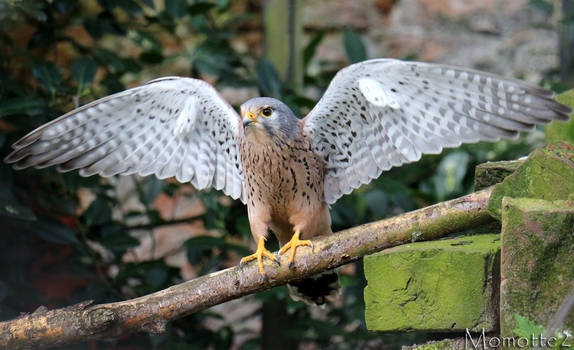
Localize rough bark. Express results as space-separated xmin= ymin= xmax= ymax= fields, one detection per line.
xmin=0 ymin=187 xmax=494 ymax=349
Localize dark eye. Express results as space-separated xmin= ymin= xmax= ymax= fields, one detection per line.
xmin=261 ymin=107 xmax=273 ymax=117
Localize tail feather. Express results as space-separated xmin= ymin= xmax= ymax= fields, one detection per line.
xmin=287 ymin=270 xmax=340 ymax=306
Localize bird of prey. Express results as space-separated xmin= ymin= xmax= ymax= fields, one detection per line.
xmin=5 ymin=59 xmax=571 ymax=305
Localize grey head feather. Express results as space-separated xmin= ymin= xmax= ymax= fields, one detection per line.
xmin=241 ymin=97 xmax=300 ymax=139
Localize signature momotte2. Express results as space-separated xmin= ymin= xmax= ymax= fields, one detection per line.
xmin=465 ymin=329 xmax=572 ymax=348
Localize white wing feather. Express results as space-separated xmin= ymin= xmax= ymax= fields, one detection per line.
xmin=303 ymin=59 xmax=571 ymax=204
xmin=5 ymin=77 xmax=247 ymax=203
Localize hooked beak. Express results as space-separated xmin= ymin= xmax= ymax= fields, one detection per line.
xmin=242 ymin=112 xmax=258 ymax=128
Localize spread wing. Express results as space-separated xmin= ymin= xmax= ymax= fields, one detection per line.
xmin=5 ymin=77 xmax=246 ymax=203
xmin=302 ymin=59 xmax=571 ymax=204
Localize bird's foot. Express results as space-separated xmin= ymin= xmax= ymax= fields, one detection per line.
xmin=279 ymin=229 xmax=313 ymax=268
xmin=240 ymin=236 xmax=278 ymax=279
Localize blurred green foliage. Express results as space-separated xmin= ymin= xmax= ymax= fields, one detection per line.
xmin=513 ymin=313 xmax=572 ymax=348
xmin=0 ymin=0 xmax=559 ymax=349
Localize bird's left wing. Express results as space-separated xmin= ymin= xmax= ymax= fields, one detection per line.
xmin=5 ymin=77 xmax=247 ymax=203
xmin=302 ymin=59 xmax=571 ymax=204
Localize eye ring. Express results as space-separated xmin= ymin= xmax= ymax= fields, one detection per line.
xmin=261 ymin=107 xmax=273 ymax=117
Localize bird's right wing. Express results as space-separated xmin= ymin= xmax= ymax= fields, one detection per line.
xmin=5 ymin=77 xmax=247 ymax=203
xmin=302 ymin=59 xmax=571 ymax=204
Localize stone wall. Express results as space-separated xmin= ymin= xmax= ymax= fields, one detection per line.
xmin=303 ymin=0 xmax=560 ymax=83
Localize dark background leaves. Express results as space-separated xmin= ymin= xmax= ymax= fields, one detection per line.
xmin=0 ymin=0 xmax=565 ymax=349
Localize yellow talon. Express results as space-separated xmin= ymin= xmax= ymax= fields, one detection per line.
xmin=240 ymin=237 xmax=278 ymax=278
xmin=279 ymin=229 xmax=313 ymax=267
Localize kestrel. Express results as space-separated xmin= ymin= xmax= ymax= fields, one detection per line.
xmin=5 ymin=59 xmax=571 ymax=305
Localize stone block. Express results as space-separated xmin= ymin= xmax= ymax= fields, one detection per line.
xmin=487 ymin=142 xmax=574 ymax=221
xmin=546 ymin=89 xmax=574 ymax=145
xmin=364 ymin=234 xmax=500 ymax=332
xmin=402 ymin=337 xmax=500 ymax=350
xmin=402 ymin=339 xmax=458 ymax=349
xmin=474 ymin=160 xmax=523 ymax=191
xmin=500 ymin=197 xmax=574 ymax=337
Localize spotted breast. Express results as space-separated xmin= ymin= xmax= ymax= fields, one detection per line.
xmin=239 ymin=125 xmax=331 ymax=245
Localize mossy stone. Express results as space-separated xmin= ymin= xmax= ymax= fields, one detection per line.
xmin=402 ymin=338 xmax=487 ymax=349
xmin=364 ymin=234 xmax=500 ymax=333
xmin=487 ymin=142 xmax=574 ymax=221
xmin=402 ymin=339 xmax=455 ymax=349
xmin=474 ymin=160 xmax=523 ymax=191
xmin=500 ymin=197 xmax=574 ymax=337
xmin=546 ymin=89 xmax=574 ymax=145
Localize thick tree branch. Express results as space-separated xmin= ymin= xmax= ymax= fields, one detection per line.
xmin=0 ymin=187 xmax=494 ymax=349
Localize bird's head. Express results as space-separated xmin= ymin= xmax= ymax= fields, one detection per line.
xmin=240 ymin=97 xmax=299 ymax=142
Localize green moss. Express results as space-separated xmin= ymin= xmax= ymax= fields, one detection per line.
xmin=364 ymin=234 xmax=500 ymax=332
xmin=500 ymin=198 xmax=574 ymax=337
xmin=488 ymin=143 xmax=574 ymax=220
xmin=382 ymin=234 xmax=500 ymax=254
xmin=546 ymin=90 xmax=574 ymax=145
